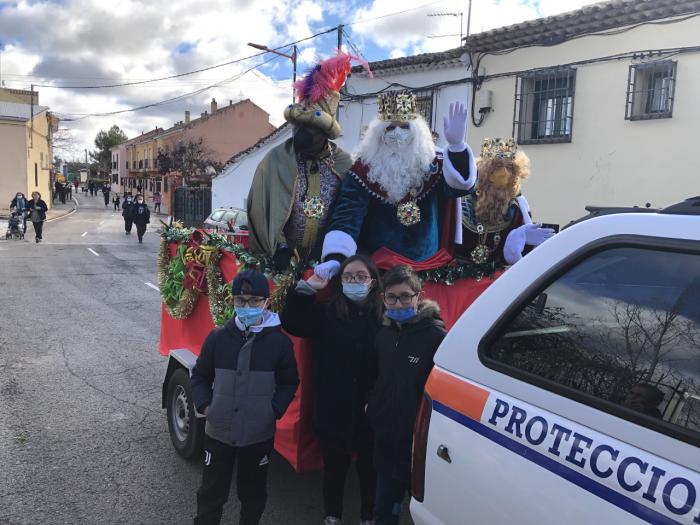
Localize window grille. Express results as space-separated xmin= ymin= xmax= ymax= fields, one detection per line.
xmin=514 ymin=68 xmax=576 ymax=145
xmin=412 ymin=89 xmax=434 ymax=129
xmin=625 ymin=61 xmax=676 ymax=121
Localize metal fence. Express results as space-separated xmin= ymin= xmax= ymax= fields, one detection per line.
xmin=174 ymin=187 xmax=211 ymax=228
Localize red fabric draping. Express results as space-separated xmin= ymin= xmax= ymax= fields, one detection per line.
xmin=158 ymin=241 xmax=502 ymax=471
xmin=372 ymin=247 xmax=454 ymax=271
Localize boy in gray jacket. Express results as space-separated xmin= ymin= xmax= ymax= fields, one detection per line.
xmin=192 ymin=269 xmax=299 ymax=525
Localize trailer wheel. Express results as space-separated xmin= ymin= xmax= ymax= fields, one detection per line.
xmin=166 ymin=368 xmax=204 ymax=460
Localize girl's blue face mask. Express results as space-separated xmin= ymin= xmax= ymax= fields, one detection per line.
xmin=342 ymin=282 xmax=371 ymax=302
xmin=385 ymin=306 xmax=418 ymax=323
xmin=235 ymin=306 xmax=265 ymax=327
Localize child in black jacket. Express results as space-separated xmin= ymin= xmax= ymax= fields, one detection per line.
xmin=367 ymin=265 xmax=447 ymax=525
xmin=281 ymin=254 xmax=383 ymax=525
xmin=191 ymin=269 xmax=299 ymax=525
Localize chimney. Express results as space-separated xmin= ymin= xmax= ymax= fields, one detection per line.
xmin=185 ymin=110 xmax=190 ymax=124
xmin=211 ymin=98 xmax=218 ymax=113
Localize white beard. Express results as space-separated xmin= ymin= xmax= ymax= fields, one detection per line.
xmin=355 ymin=118 xmax=436 ymax=204
xmin=366 ymin=148 xmax=432 ymax=204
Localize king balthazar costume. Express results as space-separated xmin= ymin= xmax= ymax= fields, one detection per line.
xmin=315 ymin=91 xmax=477 ymax=275
xmin=247 ymin=53 xmax=370 ymax=269
xmin=458 ymin=138 xmax=554 ymax=265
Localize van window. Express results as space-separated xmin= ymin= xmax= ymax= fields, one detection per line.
xmin=210 ymin=210 xmax=226 ymax=222
xmin=484 ymin=246 xmax=700 ymax=438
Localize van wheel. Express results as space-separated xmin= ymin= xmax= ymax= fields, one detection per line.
xmin=166 ymin=368 xmax=204 ymax=460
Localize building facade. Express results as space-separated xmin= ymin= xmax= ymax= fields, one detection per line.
xmin=461 ymin=0 xmax=700 ymax=227
xmin=112 ymin=98 xmax=275 ymax=215
xmin=0 ymin=88 xmax=57 ymax=214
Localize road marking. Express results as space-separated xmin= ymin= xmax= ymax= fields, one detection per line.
xmin=81 ymin=231 xmax=88 ymax=237
xmin=87 ymin=248 xmax=100 ymax=257
xmin=144 ymin=282 xmax=160 ymax=291
xmin=99 ymin=220 xmax=105 ymax=225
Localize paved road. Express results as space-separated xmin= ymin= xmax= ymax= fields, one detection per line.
xmin=0 ymin=195 xmax=412 ymax=525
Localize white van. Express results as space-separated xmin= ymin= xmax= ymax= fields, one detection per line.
xmin=411 ymin=198 xmax=700 ymax=525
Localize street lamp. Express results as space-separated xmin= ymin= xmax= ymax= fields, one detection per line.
xmin=247 ymin=42 xmax=298 ymax=103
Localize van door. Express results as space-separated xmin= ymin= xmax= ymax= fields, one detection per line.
xmin=418 ymin=241 xmax=700 ymax=525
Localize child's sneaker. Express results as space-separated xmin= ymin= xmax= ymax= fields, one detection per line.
xmin=324 ymin=517 xmax=342 ymax=525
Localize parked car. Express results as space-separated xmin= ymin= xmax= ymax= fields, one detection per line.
xmin=411 ymin=197 xmax=700 ymax=525
xmin=204 ymin=207 xmax=248 ymax=234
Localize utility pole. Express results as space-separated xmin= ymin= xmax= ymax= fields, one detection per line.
xmin=467 ymin=0 xmax=472 ymax=38
xmin=337 ymin=24 xmax=344 ymax=50
xmin=30 ymin=84 xmax=34 ymax=148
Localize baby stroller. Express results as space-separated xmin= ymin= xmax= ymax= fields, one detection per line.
xmin=5 ymin=210 xmax=25 ymax=240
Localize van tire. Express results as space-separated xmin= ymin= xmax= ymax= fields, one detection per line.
xmin=166 ymin=368 xmax=204 ymax=460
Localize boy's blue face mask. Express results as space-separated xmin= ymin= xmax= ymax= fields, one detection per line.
xmin=385 ymin=306 xmax=417 ymax=323
xmin=235 ymin=306 xmax=265 ymax=327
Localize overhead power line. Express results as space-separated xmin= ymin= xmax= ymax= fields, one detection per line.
xmin=348 ymin=0 xmax=446 ymax=26
xmin=33 ymin=28 xmax=336 ymax=90
xmin=58 ymin=55 xmax=282 ymax=121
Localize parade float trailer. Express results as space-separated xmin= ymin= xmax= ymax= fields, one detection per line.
xmin=157 ymin=225 xmax=502 ymax=471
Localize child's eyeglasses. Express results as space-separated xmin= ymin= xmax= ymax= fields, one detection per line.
xmin=233 ymin=297 xmax=267 ymax=308
xmin=383 ymin=292 xmax=418 ymax=305
xmin=341 ymin=272 xmax=371 ymax=284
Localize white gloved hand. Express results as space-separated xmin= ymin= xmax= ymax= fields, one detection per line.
xmin=314 ymin=260 xmax=341 ymax=280
xmin=443 ymin=102 xmax=468 ymax=151
xmin=524 ymin=224 xmax=555 ymax=246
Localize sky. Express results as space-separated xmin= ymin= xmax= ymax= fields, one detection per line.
xmin=0 ymin=0 xmax=601 ymax=159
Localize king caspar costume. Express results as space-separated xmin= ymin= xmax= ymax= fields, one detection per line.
xmin=458 ymin=138 xmax=554 ymax=265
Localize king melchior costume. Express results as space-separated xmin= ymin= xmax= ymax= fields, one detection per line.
xmin=320 ymin=91 xmax=477 ymax=270
xmin=458 ymin=138 xmax=553 ymax=265
xmin=247 ymin=53 xmax=370 ymax=263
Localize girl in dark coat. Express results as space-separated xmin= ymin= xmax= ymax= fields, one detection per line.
xmin=130 ymin=194 xmax=150 ymax=243
xmin=26 ymin=192 xmax=48 ymax=243
xmin=121 ymin=195 xmax=134 ymax=235
xmin=281 ymin=254 xmax=383 ymax=525
xmin=367 ymin=265 xmax=447 ymax=525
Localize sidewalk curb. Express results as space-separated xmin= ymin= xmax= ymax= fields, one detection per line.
xmin=46 ymin=196 xmax=79 ymax=223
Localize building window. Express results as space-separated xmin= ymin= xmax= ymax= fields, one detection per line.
xmin=625 ymin=60 xmax=676 ymax=121
xmin=35 ymin=163 xmax=38 ymax=186
xmin=164 ymin=175 xmax=169 ymax=193
xmin=482 ymin=244 xmax=700 ymax=443
xmin=514 ymin=68 xmax=575 ymax=144
xmin=413 ymin=89 xmax=434 ymax=129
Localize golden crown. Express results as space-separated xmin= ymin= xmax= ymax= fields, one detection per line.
xmin=481 ymin=138 xmax=518 ymax=160
xmin=377 ymin=90 xmax=417 ymax=122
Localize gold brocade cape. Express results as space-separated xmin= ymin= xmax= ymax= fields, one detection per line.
xmin=246 ymin=138 xmax=352 ymax=257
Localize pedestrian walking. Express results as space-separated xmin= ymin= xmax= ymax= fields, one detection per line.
xmin=67 ymin=183 xmax=73 ymax=201
xmin=367 ymin=265 xmax=447 ymax=525
xmin=153 ymin=191 xmax=162 ymax=213
xmin=102 ymin=184 xmax=110 ymax=207
xmin=191 ymin=269 xmax=299 ymax=525
xmin=113 ymin=194 xmax=121 ymax=212
xmin=53 ymin=180 xmax=61 ymax=203
xmin=122 ymin=194 xmax=134 ymax=235
xmin=130 ymin=194 xmax=150 ymax=243
xmin=136 ymin=183 xmax=143 ymax=195
xmin=27 ymin=191 xmax=48 ymax=243
xmin=281 ymin=254 xmax=382 ymax=525
xmin=10 ymin=192 xmax=28 ymax=233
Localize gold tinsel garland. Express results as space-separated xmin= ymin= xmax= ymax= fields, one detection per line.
xmin=157 ymin=238 xmax=199 ymax=320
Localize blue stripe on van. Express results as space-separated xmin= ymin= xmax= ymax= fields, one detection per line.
xmin=432 ymin=400 xmax=682 ymax=525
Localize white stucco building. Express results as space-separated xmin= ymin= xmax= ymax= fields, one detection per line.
xmin=214 ymin=0 xmax=700 ymax=227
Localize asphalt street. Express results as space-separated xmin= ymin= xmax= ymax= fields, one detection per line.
xmin=0 ymin=195 xmax=412 ymax=525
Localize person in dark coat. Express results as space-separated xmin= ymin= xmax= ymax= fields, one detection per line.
xmin=102 ymin=184 xmax=110 ymax=207
xmin=121 ymin=194 xmax=134 ymax=235
xmin=112 ymin=194 xmax=121 ymax=212
xmin=367 ymin=265 xmax=447 ymax=525
xmin=191 ymin=269 xmax=299 ymax=525
xmin=10 ymin=192 xmax=28 ymax=233
xmin=281 ymin=254 xmax=383 ymax=525
xmin=27 ymin=191 xmax=48 ymax=243
xmin=130 ymin=194 xmax=150 ymax=243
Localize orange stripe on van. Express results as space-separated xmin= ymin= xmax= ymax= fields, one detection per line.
xmin=425 ymin=368 xmax=490 ymax=422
